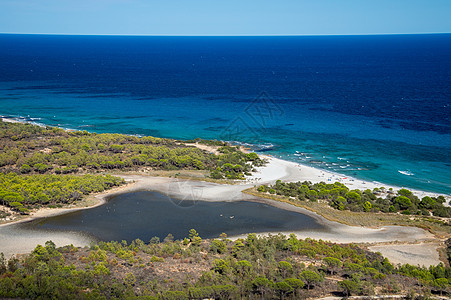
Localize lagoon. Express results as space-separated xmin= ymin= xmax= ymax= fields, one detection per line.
xmin=17 ymin=191 xmax=327 ymax=242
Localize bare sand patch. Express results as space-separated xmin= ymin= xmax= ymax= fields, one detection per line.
xmin=369 ymin=242 xmax=442 ymax=267
xmin=185 ymin=143 xmax=221 ymax=155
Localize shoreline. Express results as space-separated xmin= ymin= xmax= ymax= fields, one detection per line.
xmin=245 ymin=154 xmax=450 ymax=201
xmin=1 ymin=172 xmax=443 ymax=266
xmin=2 ymin=116 xmax=449 ymax=198
xmin=3 ymin=173 xmax=439 ymax=244
xmin=0 ymin=180 xmax=137 ymax=228
xmin=0 ymin=117 xmax=448 ymax=266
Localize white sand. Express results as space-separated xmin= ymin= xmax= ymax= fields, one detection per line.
xmin=247 ymin=155 xmax=450 ymax=201
xmin=1 ymin=117 xmax=20 ymax=124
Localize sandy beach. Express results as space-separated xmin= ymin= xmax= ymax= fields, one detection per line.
xmin=247 ymin=155 xmax=450 ymax=200
xmin=0 ymin=147 xmax=448 ymax=266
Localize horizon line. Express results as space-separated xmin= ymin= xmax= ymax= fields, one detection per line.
xmin=1 ymin=32 xmax=450 ymax=37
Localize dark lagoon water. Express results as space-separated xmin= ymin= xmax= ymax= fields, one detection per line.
xmin=19 ymin=191 xmax=327 ymax=242
xmin=1 ymin=34 xmax=450 ymax=193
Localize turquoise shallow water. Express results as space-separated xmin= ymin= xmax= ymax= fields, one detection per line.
xmin=0 ymin=34 xmax=450 ymax=194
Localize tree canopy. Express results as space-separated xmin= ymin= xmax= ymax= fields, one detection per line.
xmin=0 ymin=172 xmax=124 ymax=213
xmin=0 ymin=233 xmax=449 ymax=299
xmin=0 ymin=120 xmax=264 ymax=180
xmin=257 ymin=180 xmax=450 ymax=218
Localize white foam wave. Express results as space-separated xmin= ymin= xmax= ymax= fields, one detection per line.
xmin=398 ymin=170 xmax=414 ymax=176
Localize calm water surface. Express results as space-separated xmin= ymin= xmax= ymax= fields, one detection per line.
xmin=1 ymin=34 xmax=450 ymax=194
xmin=19 ymin=191 xmax=327 ymax=242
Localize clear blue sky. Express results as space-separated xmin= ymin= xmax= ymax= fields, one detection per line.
xmin=1 ymin=0 xmax=450 ymax=35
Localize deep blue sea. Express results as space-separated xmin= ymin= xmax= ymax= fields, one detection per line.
xmin=0 ymin=34 xmax=450 ymax=194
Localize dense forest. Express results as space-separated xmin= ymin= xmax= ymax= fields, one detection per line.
xmin=0 ymin=233 xmax=449 ymax=299
xmin=0 ymin=173 xmax=125 ymax=214
xmin=0 ymin=120 xmax=264 ymax=180
xmin=257 ymin=180 xmax=451 ymax=218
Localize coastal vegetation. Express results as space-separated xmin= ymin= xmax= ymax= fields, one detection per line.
xmin=0 ymin=173 xmax=124 ymax=214
xmin=0 ymin=233 xmax=449 ymax=299
xmin=1 ymin=120 xmax=449 ymax=299
xmin=0 ymin=120 xmax=264 ymax=180
xmin=256 ymin=180 xmax=451 ymax=218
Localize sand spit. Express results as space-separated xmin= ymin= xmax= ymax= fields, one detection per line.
xmin=247 ymin=155 xmax=450 ymax=200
